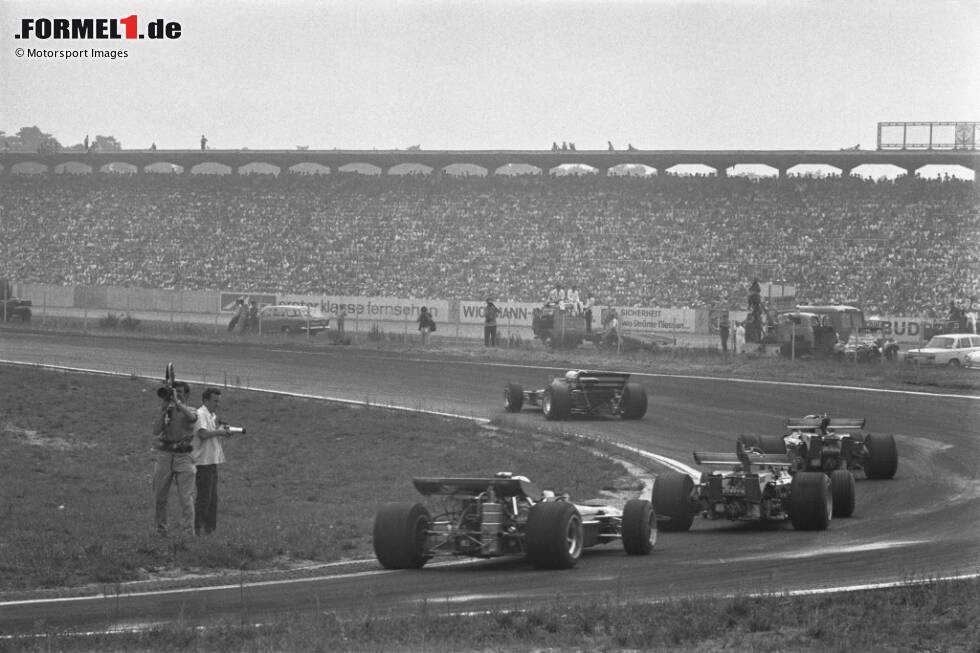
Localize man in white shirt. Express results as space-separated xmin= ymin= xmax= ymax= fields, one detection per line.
xmin=566 ymin=286 xmax=582 ymax=314
xmin=193 ymin=388 xmax=231 ymax=535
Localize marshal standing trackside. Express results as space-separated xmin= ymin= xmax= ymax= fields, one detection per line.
xmin=16 ymin=16 xmax=181 ymax=40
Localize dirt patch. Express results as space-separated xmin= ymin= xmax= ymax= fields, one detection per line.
xmin=1 ymin=422 xmax=93 ymax=451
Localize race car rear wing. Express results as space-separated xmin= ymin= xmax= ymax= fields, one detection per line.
xmin=693 ymin=451 xmax=793 ymax=468
xmin=413 ymin=476 xmax=543 ymax=500
xmin=570 ymin=370 xmax=631 ymax=387
xmin=786 ymin=417 xmax=866 ymax=430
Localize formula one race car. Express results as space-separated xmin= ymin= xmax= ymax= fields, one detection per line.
xmin=503 ymin=370 xmax=647 ymax=420
xmin=739 ymin=415 xmax=898 ymax=480
xmin=373 ymin=472 xmax=656 ymax=570
xmin=653 ymin=439 xmax=837 ymax=532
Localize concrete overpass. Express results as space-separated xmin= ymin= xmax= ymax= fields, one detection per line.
xmin=1 ymin=148 xmax=977 ymax=178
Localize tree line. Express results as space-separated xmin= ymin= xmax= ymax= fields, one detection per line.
xmin=1 ymin=126 xmax=121 ymax=154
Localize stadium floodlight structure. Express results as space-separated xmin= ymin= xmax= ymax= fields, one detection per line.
xmin=877 ymin=121 xmax=978 ymax=151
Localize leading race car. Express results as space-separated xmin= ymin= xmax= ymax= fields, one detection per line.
xmin=740 ymin=415 xmax=898 ymax=481
xmin=503 ymin=370 xmax=647 ymax=420
xmin=653 ymin=439 xmax=836 ymax=532
xmin=373 ymin=472 xmax=657 ymax=570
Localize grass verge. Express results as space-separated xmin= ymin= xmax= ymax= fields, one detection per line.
xmin=0 ymin=364 xmax=630 ymax=593
xmin=6 ymin=578 xmax=980 ymax=652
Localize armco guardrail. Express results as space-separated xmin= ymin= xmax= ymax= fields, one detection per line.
xmin=12 ymin=282 xmax=952 ymax=344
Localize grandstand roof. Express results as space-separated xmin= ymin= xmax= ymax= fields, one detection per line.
xmin=2 ymin=148 xmax=977 ymax=176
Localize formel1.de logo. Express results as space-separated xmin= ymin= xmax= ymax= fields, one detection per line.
xmin=16 ymin=16 xmax=181 ymax=40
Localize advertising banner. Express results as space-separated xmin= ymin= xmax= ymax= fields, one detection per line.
xmin=612 ymin=305 xmax=696 ymax=333
xmin=219 ymin=292 xmax=277 ymax=313
xmin=277 ymin=293 xmax=450 ymax=323
xmin=867 ymin=315 xmax=968 ymax=343
xmin=459 ymin=300 xmax=697 ymax=334
xmin=458 ymin=300 xmax=540 ymax=325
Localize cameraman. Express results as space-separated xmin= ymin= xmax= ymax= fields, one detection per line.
xmin=151 ymin=380 xmax=198 ymax=538
xmin=192 ymin=388 xmax=231 ymax=535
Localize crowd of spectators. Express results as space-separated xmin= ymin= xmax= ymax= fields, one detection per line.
xmin=1 ymin=171 xmax=977 ymax=316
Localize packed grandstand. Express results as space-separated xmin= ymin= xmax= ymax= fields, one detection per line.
xmin=0 ymin=171 xmax=977 ymax=316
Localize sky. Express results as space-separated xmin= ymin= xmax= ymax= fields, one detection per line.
xmin=1 ymin=0 xmax=978 ymax=154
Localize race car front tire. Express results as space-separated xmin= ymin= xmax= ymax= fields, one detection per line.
xmin=620 ymin=382 xmax=648 ymax=420
xmin=651 ymin=472 xmax=695 ymax=532
xmin=373 ymin=502 xmax=432 ymax=569
xmin=789 ymin=472 xmax=831 ymax=531
xmin=829 ymin=469 xmax=856 ymax=518
xmin=525 ymin=501 xmax=583 ymax=569
xmin=621 ymin=498 xmax=656 ymax=555
xmin=863 ymin=433 xmax=898 ymax=480
xmin=504 ymin=383 xmax=524 ymax=412
xmin=542 ymin=381 xmax=571 ymax=420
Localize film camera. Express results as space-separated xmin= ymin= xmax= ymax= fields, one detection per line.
xmin=156 ymin=385 xmax=179 ymax=401
xmin=157 ymin=362 xmax=182 ymax=401
xmin=218 ymin=420 xmax=246 ymax=435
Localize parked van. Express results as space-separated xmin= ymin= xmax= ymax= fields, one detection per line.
xmin=775 ymin=305 xmax=865 ymax=357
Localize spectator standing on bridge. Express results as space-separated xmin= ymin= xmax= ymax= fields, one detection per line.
xmin=200 ymin=134 xmax=208 ymax=151
xmin=484 ymin=299 xmax=500 ymax=346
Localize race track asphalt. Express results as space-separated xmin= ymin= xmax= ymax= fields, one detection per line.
xmin=1 ymin=331 xmax=978 ymax=633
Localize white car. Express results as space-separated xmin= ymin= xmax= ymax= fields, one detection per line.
xmin=905 ymin=333 xmax=980 ymax=367
xmin=257 ymin=304 xmax=331 ymax=335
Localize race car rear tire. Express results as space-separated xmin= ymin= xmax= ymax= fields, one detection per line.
xmin=621 ymin=499 xmax=656 ymax=555
xmin=829 ymin=469 xmax=856 ymax=518
xmin=525 ymin=501 xmax=583 ymax=569
xmin=504 ymin=383 xmax=524 ymax=412
xmin=789 ymin=472 xmax=831 ymax=531
xmin=863 ymin=433 xmax=898 ymax=480
xmin=739 ymin=434 xmax=787 ymax=454
xmin=620 ymin=383 xmax=648 ymax=420
xmin=542 ymin=381 xmax=571 ymax=421
xmin=373 ymin=502 xmax=432 ymax=569
xmin=651 ymin=472 xmax=695 ymax=532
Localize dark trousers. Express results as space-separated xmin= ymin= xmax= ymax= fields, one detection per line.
xmin=195 ymin=464 xmax=219 ymax=534
xmin=484 ymin=325 xmax=497 ymax=346
xmin=720 ymin=327 xmax=730 ymax=352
